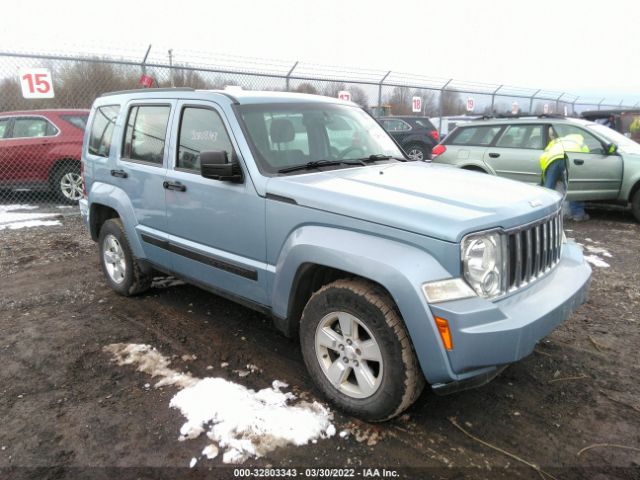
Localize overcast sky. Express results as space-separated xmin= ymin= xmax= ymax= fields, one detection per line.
xmin=1 ymin=0 xmax=638 ymax=103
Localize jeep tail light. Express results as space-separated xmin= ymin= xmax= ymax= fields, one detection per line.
xmin=431 ymin=144 xmax=446 ymax=158
xmin=429 ymin=130 xmax=440 ymax=142
xmin=80 ymin=160 xmax=87 ymax=198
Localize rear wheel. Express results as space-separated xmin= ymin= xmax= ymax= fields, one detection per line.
xmin=631 ymin=189 xmax=640 ymax=222
xmin=405 ymin=144 xmax=428 ymax=161
xmin=52 ymin=161 xmax=83 ymax=204
xmin=299 ymin=278 xmax=424 ymax=422
xmin=98 ymin=218 xmax=151 ymax=296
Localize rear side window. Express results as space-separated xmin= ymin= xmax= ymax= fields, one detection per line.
xmin=61 ymin=114 xmax=89 ymax=131
xmin=12 ymin=117 xmax=57 ymax=138
xmin=449 ymin=126 xmax=502 ymax=146
xmin=382 ymin=119 xmax=411 ymax=132
xmin=88 ymin=106 xmax=120 ymax=157
xmin=177 ymin=107 xmax=234 ymax=171
xmin=414 ymin=119 xmax=435 ymax=129
xmin=123 ymin=105 xmax=171 ymax=164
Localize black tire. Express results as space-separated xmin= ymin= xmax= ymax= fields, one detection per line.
xmin=405 ymin=143 xmax=429 ymax=161
xmin=51 ymin=161 xmax=83 ymax=204
xmin=98 ymin=218 xmax=151 ymax=296
xmin=300 ymin=278 xmax=425 ymax=422
xmin=632 ymin=189 xmax=640 ymax=223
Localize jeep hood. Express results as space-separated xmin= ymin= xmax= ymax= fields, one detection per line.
xmin=266 ymin=162 xmax=561 ymax=243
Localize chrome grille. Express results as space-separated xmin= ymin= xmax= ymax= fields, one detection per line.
xmin=505 ymin=211 xmax=563 ymax=291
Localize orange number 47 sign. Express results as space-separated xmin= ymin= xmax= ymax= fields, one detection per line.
xmin=19 ymin=68 xmax=55 ymax=99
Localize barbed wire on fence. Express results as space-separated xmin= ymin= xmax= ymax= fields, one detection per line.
xmin=0 ymin=44 xmax=637 ymax=207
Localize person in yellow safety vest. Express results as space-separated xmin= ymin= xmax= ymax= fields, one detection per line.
xmin=539 ymin=129 xmax=590 ymax=221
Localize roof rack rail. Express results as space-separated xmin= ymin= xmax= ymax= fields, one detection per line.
xmin=99 ymin=87 xmax=195 ymax=97
xmin=472 ymin=113 xmax=568 ymax=121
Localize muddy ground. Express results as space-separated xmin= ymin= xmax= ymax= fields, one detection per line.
xmin=0 ymin=206 xmax=638 ymax=480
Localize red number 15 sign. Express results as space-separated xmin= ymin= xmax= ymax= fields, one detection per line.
xmin=19 ymin=68 xmax=55 ymax=99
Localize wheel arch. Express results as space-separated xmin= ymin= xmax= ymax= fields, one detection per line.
xmin=461 ymin=164 xmax=488 ymax=173
xmin=48 ymin=157 xmax=80 ymax=182
xmin=270 ymin=225 xmax=457 ymax=384
xmin=89 ymin=202 xmax=120 ymax=241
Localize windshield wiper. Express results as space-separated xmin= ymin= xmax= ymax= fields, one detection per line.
xmin=355 ymin=154 xmax=407 ymax=163
xmin=277 ymin=159 xmax=366 ymax=174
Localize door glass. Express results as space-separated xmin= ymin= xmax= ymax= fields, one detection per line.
xmin=177 ymin=107 xmax=234 ymax=171
xmin=496 ymin=125 xmax=544 ymax=149
xmin=12 ymin=118 xmax=57 ymax=138
xmin=123 ymin=105 xmax=171 ymax=164
xmin=0 ymin=118 xmax=9 ymax=138
xmin=554 ymin=124 xmax=605 ymax=154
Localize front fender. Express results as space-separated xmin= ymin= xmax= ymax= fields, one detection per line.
xmin=88 ymin=182 xmax=144 ymax=258
xmin=271 ymin=225 xmax=458 ymax=384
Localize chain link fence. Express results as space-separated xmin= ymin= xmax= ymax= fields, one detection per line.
xmin=0 ymin=45 xmax=637 ymax=208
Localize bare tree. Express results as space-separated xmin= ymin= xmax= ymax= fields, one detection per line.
xmin=349 ymin=86 xmax=369 ymax=108
xmin=322 ymin=82 xmax=347 ymax=98
xmin=295 ymin=82 xmax=319 ymax=95
xmin=161 ymin=66 xmax=209 ymax=89
xmin=441 ymin=90 xmax=466 ymax=115
xmin=386 ymin=86 xmax=412 ymax=115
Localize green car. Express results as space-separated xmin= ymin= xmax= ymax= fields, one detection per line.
xmin=431 ymin=116 xmax=640 ymax=221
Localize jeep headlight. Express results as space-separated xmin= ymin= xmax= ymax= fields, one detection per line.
xmin=462 ymin=231 xmax=505 ymax=298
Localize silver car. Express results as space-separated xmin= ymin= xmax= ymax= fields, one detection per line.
xmin=432 ymin=117 xmax=640 ymax=221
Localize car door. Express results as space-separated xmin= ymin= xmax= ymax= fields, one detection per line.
xmin=1 ymin=116 xmax=58 ymax=185
xmin=484 ymin=124 xmax=545 ymax=184
xmin=163 ymin=100 xmax=268 ymax=305
xmin=554 ymin=124 xmax=623 ymax=200
xmin=115 ymin=101 xmax=175 ymax=269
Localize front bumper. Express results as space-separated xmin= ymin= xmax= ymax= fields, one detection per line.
xmin=429 ymin=241 xmax=591 ymax=391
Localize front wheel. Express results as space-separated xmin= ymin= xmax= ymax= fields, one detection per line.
xmin=300 ymin=278 xmax=424 ymax=422
xmin=98 ymin=218 xmax=151 ymax=296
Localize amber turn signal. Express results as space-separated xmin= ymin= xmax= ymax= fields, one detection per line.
xmin=434 ymin=316 xmax=453 ymax=350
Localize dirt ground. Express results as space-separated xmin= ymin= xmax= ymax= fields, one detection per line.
xmin=1 ymin=205 xmax=639 ymax=480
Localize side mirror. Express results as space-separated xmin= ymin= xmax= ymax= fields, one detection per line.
xmin=606 ymin=142 xmax=618 ymax=155
xmin=200 ymin=150 xmax=243 ymax=183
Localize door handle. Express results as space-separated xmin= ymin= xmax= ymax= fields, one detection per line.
xmin=163 ymin=180 xmax=186 ymax=192
xmin=573 ymin=159 xmax=584 ymax=165
xmin=488 ymin=152 xmax=500 ymax=158
xmin=110 ymin=169 xmax=128 ymax=178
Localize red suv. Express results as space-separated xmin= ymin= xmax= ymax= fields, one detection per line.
xmin=0 ymin=109 xmax=89 ymax=203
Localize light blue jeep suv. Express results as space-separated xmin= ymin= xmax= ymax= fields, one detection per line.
xmin=80 ymin=89 xmax=591 ymax=421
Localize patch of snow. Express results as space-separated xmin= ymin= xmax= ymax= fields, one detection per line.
xmin=0 ymin=204 xmax=39 ymax=212
xmin=220 ymin=362 xmax=229 ymax=368
xmin=584 ymin=245 xmax=612 ymax=257
xmin=189 ymin=457 xmax=197 ymax=468
xmin=339 ymin=430 xmax=349 ymax=438
xmin=584 ymin=255 xmax=610 ymax=268
xmin=202 ymin=444 xmax=219 ymax=459
xmin=0 ymin=204 xmax=60 ymax=231
xmin=104 ymin=343 xmax=334 ymax=464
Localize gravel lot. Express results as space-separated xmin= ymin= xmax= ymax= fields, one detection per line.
xmin=1 ymin=205 xmax=638 ymax=480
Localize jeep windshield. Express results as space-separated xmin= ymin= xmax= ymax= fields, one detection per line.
xmin=237 ymin=102 xmax=406 ymax=175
